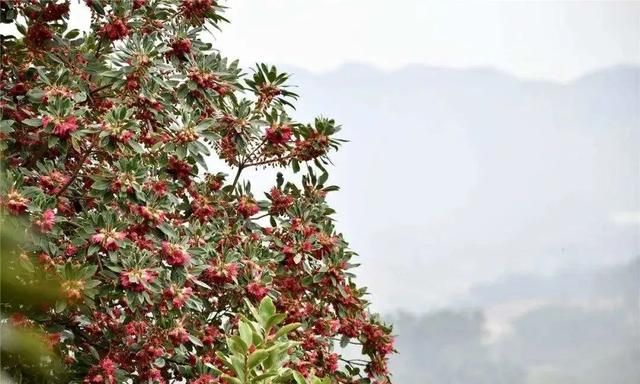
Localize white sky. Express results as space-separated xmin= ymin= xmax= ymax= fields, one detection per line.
xmin=3 ymin=1 xmax=637 ymax=81
xmin=216 ymin=0 xmax=640 ymax=81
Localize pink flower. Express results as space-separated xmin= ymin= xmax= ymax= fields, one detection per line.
xmin=236 ymin=196 xmax=259 ymax=218
xmin=191 ymin=374 xmax=218 ymax=384
xmin=35 ymin=209 xmax=55 ymax=232
xmin=52 ymin=116 xmax=78 ymax=137
xmin=4 ymin=190 xmax=29 ymax=215
xmin=201 ymin=261 xmax=238 ymax=285
xmin=168 ymin=326 xmax=190 ymax=345
xmin=265 ymin=124 xmax=292 ymax=145
xmin=120 ymin=269 xmax=157 ymax=292
xmin=247 ymin=282 xmax=269 ymax=300
xmin=91 ymin=229 xmax=125 ymax=251
xmin=161 ymin=242 xmax=191 ymax=267
xmin=164 ymin=286 xmax=193 ymax=308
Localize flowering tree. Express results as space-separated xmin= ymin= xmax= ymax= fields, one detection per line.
xmin=0 ymin=1 xmax=394 ymax=383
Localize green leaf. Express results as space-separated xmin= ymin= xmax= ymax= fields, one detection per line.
xmin=259 ymin=296 xmax=276 ymax=321
xmin=238 ymin=321 xmax=253 ymax=346
xmin=247 ymin=349 xmax=269 ymax=369
xmin=65 ymin=29 xmax=81 ymax=39
xmin=22 ymin=118 xmax=42 ymax=127
xmin=228 ymin=335 xmax=247 ymax=355
xmin=274 ymin=323 xmax=301 ymax=340
xmin=73 ymin=92 xmax=87 ymax=103
xmin=222 ymin=376 xmax=242 ymax=384
xmin=265 ymin=313 xmax=287 ymax=331
xmin=292 ymin=371 xmax=307 ymax=384
xmin=318 ymin=171 xmax=328 ymax=186
xmin=188 ymin=334 xmax=203 ymax=347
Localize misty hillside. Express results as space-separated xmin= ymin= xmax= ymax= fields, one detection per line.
xmin=385 ymin=258 xmax=639 ymax=383
xmin=456 ymin=256 xmax=640 ymax=307
xmin=273 ymin=64 xmax=640 ymax=312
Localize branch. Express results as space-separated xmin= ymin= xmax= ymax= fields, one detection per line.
xmin=55 ymin=139 xmax=96 ymax=198
xmin=244 ymin=154 xmax=294 ymax=168
xmin=339 ymin=357 xmax=368 ymax=367
xmin=244 ymin=138 xmax=266 ymax=164
xmin=230 ymin=164 xmax=244 ymax=190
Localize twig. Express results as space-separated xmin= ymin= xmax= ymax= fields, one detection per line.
xmin=55 ymin=139 xmax=97 ymax=198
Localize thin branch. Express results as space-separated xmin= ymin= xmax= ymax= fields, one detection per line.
xmin=55 ymin=139 xmax=96 ymax=198
xmin=339 ymin=357 xmax=368 ymax=367
xmin=244 ymin=154 xmax=293 ymax=168
xmin=244 ymin=138 xmax=266 ymax=163
xmin=89 ymin=83 xmax=112 ymax=96
xmin=230 ymin=164 xmax=243 ymax=190
xmin=251 ymin=213 xmax=270 ymax=221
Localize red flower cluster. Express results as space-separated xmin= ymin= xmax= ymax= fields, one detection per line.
xmin=26 ymin=23 xmax=53 ymax=46
xmin=83 ymin=358 xmax=117 ymax=384
xmin=91 ymin=229 xmax=126 ymax=252
xmin=170 ymin=38 xmax=192 ymax=59
xmin=246 ymin=281 xmax=269 ymax=300
xmin=120 ymin=268 xmax=157 ymax=292
xmin=268 ymin=187 xmax=294 ymax=215
xmin=265 ymin=124 xmax=293 ymax=145
xmin=40 ymin=171 xmax=70 ymax=194
xmin=201 ymin=260 xmax=238 ymax=285
xmin=34 ymin=209 xmax=55 ymax=232
xmin=161 ymin=242 xmax=191 ymax=267
xmin=236 ymin=196 xmax=259 ymax=218
xmin=168 ymin=325 xmax=190 ymax=345
xmin=43 ymin=115 xmax=78 ymax=138
xmin=181 ymin=0 xmax=215 ymax=22
xmin=3 ymin=190 xmax=29 ymax=215
xmin=100 ymin=17 xmax=130 ymax=41
xmin=163 ymin=285 xmax=193 ymax=308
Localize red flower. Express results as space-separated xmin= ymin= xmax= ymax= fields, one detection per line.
xmin=201 ymin=261 xmax=238 ymax=285
xmin=100 ymin=17 xmax=130 ymax=41
xmin=168 ymin=325 xmax=190 ymax=345
xmin=42 ymin=2 xmax=70 ymax=21
xmin=181 ymin=0 xmax=214 ymax=22
xmin=265 ymin=124 xmax=293 ymax=145
xmin=3 ymin=190 xmax=29 ymax=215
xmin=9 ymin=82 xmax=28 ymax=96
xmin=150 ymin=180 xmax=168 ymax=196
xmin=191 ymin=374 xmax=218 ymax=384
xmin=52 ymin=116 xmax=78 ymax=137
xmin=26 ymin=23 xmax=53 ymax=46
xmin=34 ymin=209 xmax=56 ymax=232
xmin=236 ymin=196 xmax=259 ymax=218
xmin=133 ymin=0 xmax=147 ymax=10
xmin=268 ymin=187 xmax=293 ymax=215
xmin=120 ymin=269 xmax=157 ymax=292
xmin=83 ymin=358 xmax=117 ymax=384
xmin=201 ymin=325 xmax=220 ymax=345
xmin=91 ymin=229 xmax=126 ymax=251
xmin=161 ymin=242 xmax=191 ymax=267
xmin=246 ymin=282 xmax=268 ymax=300
xmin=163 ymin=285 xmax=193 ymax=308
xmin=171 ymin=38 xmax=192 ymax=57
xmin=40 ymin=171 xmax=70 ymax=194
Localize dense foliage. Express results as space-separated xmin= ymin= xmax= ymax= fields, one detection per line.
xmin=0 ymin=1 xmax=394 ymax=383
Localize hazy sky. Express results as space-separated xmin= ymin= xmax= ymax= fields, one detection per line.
xmin=216 ymin=0 xmax=640 ymax=81
xmin=13 ymin=1 xmax=637 ymax=81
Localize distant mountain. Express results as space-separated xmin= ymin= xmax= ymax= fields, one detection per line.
xmin=234 ymin=64 xmax=639 ymax=311
xmin=385 ymin=257 xmax=640 ymax=384
xmin=456 ymin=257 xmax=640 ymax=308
xmin=261 ymin=64 xmax=640 ymax=312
